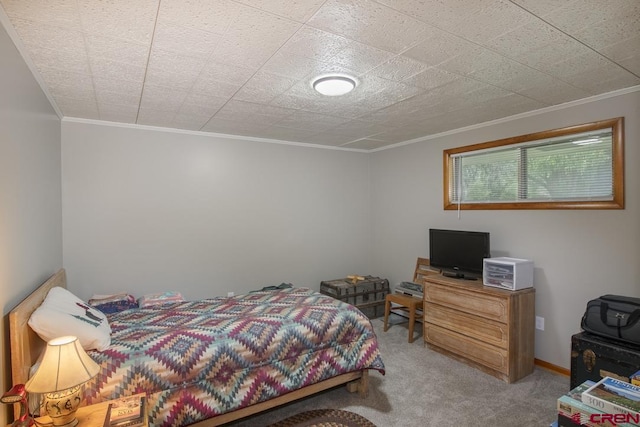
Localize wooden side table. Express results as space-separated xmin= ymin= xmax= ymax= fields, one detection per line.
xmin=31 ymin=400 xmax=110 ymax=427
xmin=31 ymin=393 xmax=147 ymax=427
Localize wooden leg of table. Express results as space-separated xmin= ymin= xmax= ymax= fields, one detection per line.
xmin=383 ymin=298 xmax=390 ymax=332
xmin=408 ymin=305 xmax=416 ymax=343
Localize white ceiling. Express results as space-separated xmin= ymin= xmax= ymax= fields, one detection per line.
xmin=1 ymin=0 xmax=639 ymax=150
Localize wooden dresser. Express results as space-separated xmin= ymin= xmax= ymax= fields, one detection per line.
xmin=422 ymin=274 xmax=535 ymax=383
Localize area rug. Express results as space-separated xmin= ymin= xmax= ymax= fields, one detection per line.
xmin=267 ymin=409 xmax=377 ymax=427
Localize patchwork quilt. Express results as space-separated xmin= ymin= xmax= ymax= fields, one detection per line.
xmin=85 ymin=288 xmax=385 ymax=427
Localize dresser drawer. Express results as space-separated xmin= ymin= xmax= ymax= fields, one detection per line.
xmin=425 ymin=303 xmax=508 ymax=349
xmin=425 ymin=323 xmax=509 ymax=374
xmin=424 ymin=282 xmax=508 ymax=323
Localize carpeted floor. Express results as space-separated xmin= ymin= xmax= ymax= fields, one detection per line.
xmin=226 ymin=316 xmax=569 ymax=427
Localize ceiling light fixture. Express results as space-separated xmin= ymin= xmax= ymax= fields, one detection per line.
xmin=313 ymin=75 xmax=356 ymax=96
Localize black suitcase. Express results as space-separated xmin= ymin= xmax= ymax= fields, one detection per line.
xmin=581 ymin=294 xmax=640 ymax=345
xmin=570 ymin=331 xmax=640 ymax=389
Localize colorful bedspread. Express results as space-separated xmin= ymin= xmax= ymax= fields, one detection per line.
xmin=86 ymin=288 xmax=385 ymax=426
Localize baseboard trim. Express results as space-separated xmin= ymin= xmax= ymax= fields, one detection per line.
xmin=535 ymin=358 xmax=570 ymax=376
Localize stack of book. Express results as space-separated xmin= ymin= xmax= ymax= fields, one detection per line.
xmin=103 ymin=394 xmax=148 ymax=427
xmin=551 ymin=375 xmax=640 ymax=427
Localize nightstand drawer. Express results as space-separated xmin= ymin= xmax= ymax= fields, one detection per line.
xmin=425 ymin=303 xmax=508 ymax=349
xmin=424 ymin=282 xmax=508 ymax=323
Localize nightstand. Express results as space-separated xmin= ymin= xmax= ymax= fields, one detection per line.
xmin=31 ymin=400 xmax=110 ymax=426
xmin=32 ymin=393 xmax=147 ymax=427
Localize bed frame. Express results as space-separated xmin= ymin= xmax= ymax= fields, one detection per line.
xmin=8 ymin=269 xmax=369 ymax=425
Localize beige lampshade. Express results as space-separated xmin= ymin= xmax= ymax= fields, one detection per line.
xmin=25 ymin=335 xmax=100 ymax=393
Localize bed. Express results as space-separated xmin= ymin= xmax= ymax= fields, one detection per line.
xmin=9 ymin=269 xmax=385 ymax=426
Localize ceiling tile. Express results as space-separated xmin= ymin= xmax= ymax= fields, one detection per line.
xmin=0 ymin=0 xmax=82 ymax=29
xmin=509 ymin=0 xmax=574 ymax=17
xmin=455 ymin=1 xmax=537 ymax=43
xmin=200 ymin=118 xmax=269 ymax=135
xmin=233 ymin=71 xmax=298 ymax=104
xmin=341 ymin=138 xmax=389 ymax=150
xmin=48 ymin=80 xmax=95 ymax=103
xmin=308 ymin=0 xmax=429 ymax=53
xmin=10 ymin=18 xmax=84 ymax=51
xmin=151 ymin=21 xmax=221 ymax=58
xmin=181 ymin=93 xmax=228 ymax=113
xmin=518 ymin=79 xmax=591 ymax=105
xmin=158 ymin=0 xmax=239 ymax=35
xmin=28 ymin=45 xmax=91 ymax=75
xmin=37 ymin=67 xmax=86 ymax=88
xmin=255 ymin=126 xmax=321 ymax=142
xmin=483 ymin=20 xmax=573 ymax=60
xmin=172 ymin=111 xmax=212 ymax=131
xmin=376 ymin=0 xmax=488 ymax=30
xmin=215 ymin=100 xmax=295 ymax=120
xmin=261 ymin=52 xmax=325 ymax=80
xmin=89 ymin=56 xmax=147 ymax=85
xmin=571 ymin=16 xmax=640 ymax=52
xmin=190 ymin=76 xmax=243 ymax=100
xmin=98 ymin=104 xmax=138 ymax=123
xmin=331 ymin=120 xmax=392 ymax=138
xmin=303 ymin=132 xmax=361 ymax=146
xmin=139 ymin=84 xmax=188 ymax=112
xmin=95 ymin=88 xmax=140 ymax=109
xmin=209 ymin=6 xmax=301 ymax=69
xmin=368 ymin=55 xmax=430 ymax=82
xmin=196 ymin=60 xmax=256 ymax=87
xmin=275 ymin=26 xmax=353 ymax=63
xmin=402 ymin=29 xmax=477 ymax=67
xmin=136 ymin=108 xmax=176 ymax=127
xmin=77 ymin=0 xmax=158 ymax=44
xmin=437 ymin=48 xmax=505 ymax=77
xmin=329 ymin=41 xmax=396 ymax=75
xmin=404 ymin=67 xmax=462 ymax=90
xmin=273 ymin=110 xmax=350 ymax=132
xmin=145 ymin=48 xmax=207 ymax=90
xmin=232 ymin=0 xmax=325 ymax=22
xmin=93 ymin=77 xmax=143 ymax=100
xmin=538 ymin=0 xmax=639 ymax=38
xmin=84 ymin=35 xmax=149 ymax=67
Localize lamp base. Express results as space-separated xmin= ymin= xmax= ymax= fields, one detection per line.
xmin=43 ymin=386 xmax=82 ymax=427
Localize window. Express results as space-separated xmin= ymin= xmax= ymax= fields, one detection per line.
xmin=444 ymin=117 xmax=624 ymax=210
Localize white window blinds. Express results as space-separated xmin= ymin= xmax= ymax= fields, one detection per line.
xmin=449 ymin=129 xmax=614 ymax=204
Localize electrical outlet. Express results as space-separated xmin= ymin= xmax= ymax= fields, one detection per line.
xmin=227 ymin=291 xmax=235 ymax=297
xmin=535 ymin=316 xmax=545 ymax=331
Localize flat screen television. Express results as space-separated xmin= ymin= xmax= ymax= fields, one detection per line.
xmin=429 ymin=228 xmax=491 ymax=280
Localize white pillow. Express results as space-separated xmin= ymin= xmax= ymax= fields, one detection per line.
xmin=28 ymin=287 xmax=111 ymax=351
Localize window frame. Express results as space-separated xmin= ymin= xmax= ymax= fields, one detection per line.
xmin=443 ymin=117 xmax=625 ymax=210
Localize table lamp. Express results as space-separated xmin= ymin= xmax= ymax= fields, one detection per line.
xmin=1 ymin=384 xmax=33 ymax=427
xmin=25 ymin=336 xmax=100 ymax=427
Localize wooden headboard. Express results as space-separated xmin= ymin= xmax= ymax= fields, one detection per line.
xmin=9 ymin=269 xmax=67 ymax=389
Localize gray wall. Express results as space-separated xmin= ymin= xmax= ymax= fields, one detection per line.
xmin=62 ymin=121 xmax=371 ymax=300
xmin=0 ymin=22 xmax=62 ymax=425
xmin=370 ymin=90 xmax=640 ymax=369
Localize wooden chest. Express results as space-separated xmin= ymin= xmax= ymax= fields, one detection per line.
xmin=570 ymin=331 xmax=640 ymax=389
xmin=320 ymin=276 xmax=389 ymax=319
xmin=423 ymin=275 xmax=535 ymax=383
